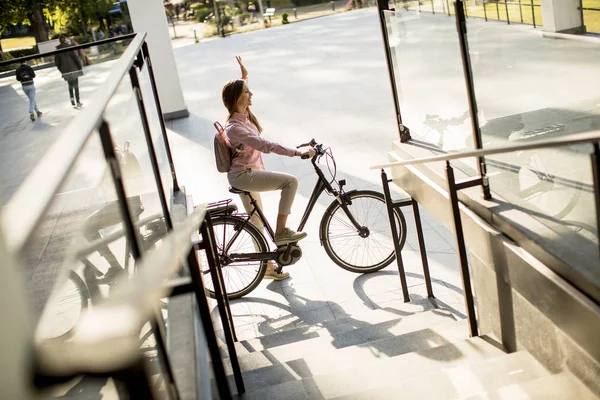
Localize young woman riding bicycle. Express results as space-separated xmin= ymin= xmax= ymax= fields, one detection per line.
xmin=221 ymin=56 xmax=315 ymax=280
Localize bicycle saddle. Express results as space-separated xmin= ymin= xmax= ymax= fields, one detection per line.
xmin=229 ymin=186 xmax=249 ymax=195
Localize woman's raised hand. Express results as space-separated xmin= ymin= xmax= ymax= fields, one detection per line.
xmin=236 ymin=56 xmax=248 ymax=80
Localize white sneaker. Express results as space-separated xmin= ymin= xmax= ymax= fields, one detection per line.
xmin=274 ymin=228 xmax=307 ymax=246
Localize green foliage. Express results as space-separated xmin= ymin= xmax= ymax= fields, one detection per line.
xmin=195 ymin=5 xmax=213 ymax=22
xmin=282 ymin=12 xmax=289 ymax=24
xmin=239 ymin=12 xmax=250 ymax=25
xmin=0 ymin=51 xmax=18 ymax=72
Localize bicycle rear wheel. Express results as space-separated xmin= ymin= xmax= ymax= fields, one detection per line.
xmin=320 ymin=190 xmax=406 ymax=273
xmin=199 ymin=215 xmax=268 ymax=300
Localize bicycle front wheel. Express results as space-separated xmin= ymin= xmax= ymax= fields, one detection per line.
xmin=36 ymin=270 xmax=89 ymax=341
xmin=199 ymin=215 xmax=268 ymax=300
xmin=320 ymin=190 xmax=406 ymax=273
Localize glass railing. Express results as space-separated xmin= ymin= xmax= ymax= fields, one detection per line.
xmin=0 ymin=33 xmax=226 ymax=398
xmin=465 ymin=8 xmax=600 ymax=270
xmin=380 ymin=2 xmax=600 ymax=293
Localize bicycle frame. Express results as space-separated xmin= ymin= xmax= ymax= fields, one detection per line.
xmin=222 ymin=151 xmax=367 ymax=264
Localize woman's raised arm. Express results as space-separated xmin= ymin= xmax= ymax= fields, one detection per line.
xmin=236 ymin=56 xmax=248 ymax=81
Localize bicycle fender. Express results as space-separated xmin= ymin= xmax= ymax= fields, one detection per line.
xmin=318 ymin=189 xmax=361 ymax=246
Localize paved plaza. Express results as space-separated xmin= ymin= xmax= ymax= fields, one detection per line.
xmin=3 ymin=6 xmax=600 ymax=353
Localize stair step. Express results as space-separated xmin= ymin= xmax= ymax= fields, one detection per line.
xmin=218 ymin=297 xmax=447 ymax=358
xmin=233 ymin=336 xmax=504 ymax=399
xmin=228 ymin=319 xmax=480 ymax=392
xmin=466 ymin=372 xmax=599 ymax=400
xmin=331 ymin=351 xmax=548 ymax=400
xmin=224 ymin=309 xmax=459 ymax=376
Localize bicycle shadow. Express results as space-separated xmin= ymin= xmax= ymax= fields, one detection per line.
xmin=210 ymin=286 xmax=476 ymax=393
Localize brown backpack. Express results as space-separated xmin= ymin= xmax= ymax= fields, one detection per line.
xmin=214 ymin=121 xmax=243 ymax=173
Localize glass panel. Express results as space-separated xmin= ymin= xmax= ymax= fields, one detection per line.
xmin=383 ymin=7 xmax=473 ymax=154
xmin=24 ymin=133 xmax=132 ymax=342
xmin=0 ymin=37 xmax=134 ymax=207
xmin=103 ymin=74 xmax=170 ymax=253
xmin=138 ymin=64 xmax=174 ymax=207
xmin=466 ymin=10 xmax=600 ymax=272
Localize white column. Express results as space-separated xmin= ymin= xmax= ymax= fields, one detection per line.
xmin=540 ymin=0 xmax=585 ymax=34
xmin=128 ymin=0 xmax=189 ymax=120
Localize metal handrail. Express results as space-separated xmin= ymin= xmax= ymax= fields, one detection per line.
xmin=0 ymin=33 xmax=137 ymax=68
xmin=0 ymin=33 xmax=146 ymax=255
xmin=371 ymin=128 xmax=600 ymax=169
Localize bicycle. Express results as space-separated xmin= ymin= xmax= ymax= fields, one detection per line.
xmin=200 ymin=139 xmax=408 ymax=300
xmin=37 ymin=211 xmax=168 ymax=342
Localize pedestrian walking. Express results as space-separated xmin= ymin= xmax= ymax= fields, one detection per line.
xmin=55 ymin=35 xmax=84 ymax=108
xmin=15 ymin=63 xmax=43 ymax=121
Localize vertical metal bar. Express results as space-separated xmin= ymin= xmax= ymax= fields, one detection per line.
xmin=495 ymin=0 xmax=500 ymax=19
xmin=432 ymin=0 xmax=436 ymax=14
xmin=483 ymin=0 xmax=488 ymax=21
xmin=455 ymin=0 xmax=492 ymax=200
xmin=464 ymin=0 xmax=468 ymax=17
xmin=101 ymin=116 xmax=179 ymax=398
xmin=381 ymin=170 xmax=410 ymax=302
xmin=518 ymin=0 xmax=523 ymax=23
xmin=412 ymin=199 xmax=434 ymax=298
xmin=186 ymin=249 xmax=233 ymax=399
xmin=531 ymin=0 xmax=536 ymax=27
xmin=200 ymin=218 xmax=238 ymax=342
xmin=442 ymin=0 xmax=447 ymax=14
xmin=592 ymin=144 xmax=600 ymax=257
xmin=447 ymin=0 xmax=451 ymax=15
xmin=376 ymin=0 xmax=411 ymax=142
xmin=98 ymin=121 xmax=143 ymax=260
xmin=128 ymin=63 xmax=174 ymax=231
xmin=199 ymin=218 xmax=245 ymax=395
xmin=418 ymin=0 xmax=421 ymax=12
xmin=150 ymin=316 xmax=181 ymax=400
xmin=505 ymin=0 xmax=510 ymax=24
xmin=141 ymin=41 xmax=180 ymax=192
xmin=446 ymin=162 xmax=478 ymax=337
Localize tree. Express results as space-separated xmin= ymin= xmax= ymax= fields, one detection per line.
xmin=0 ymin=0 xmax=28 ymax=52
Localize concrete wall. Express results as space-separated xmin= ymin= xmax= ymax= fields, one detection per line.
xmin=541 ymin=0 xmax=585 ymax=33
xmin=128 ymin=0 xmax=189 ymax=120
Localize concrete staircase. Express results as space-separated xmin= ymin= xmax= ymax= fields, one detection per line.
xmin=214 ymin=306 xmax=598 ymax=400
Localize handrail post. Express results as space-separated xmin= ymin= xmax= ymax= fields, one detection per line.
xmin=455 ymin=0 xmax=492 ymax=200
xmin=376 ymin=0 xmax=412 ymax=142
xmin=141 ymin=41 xmax=180 ymax=192
xmin=495 ymin=0 xmax=500 ymax=19
xmin=518 ymin=0 xmax=523 ymax=23
xmin=99 ymin=119 xmax=181 ymax=396
xmin=531 ymin=0 xmax=536 ymax=27
xmin=505 ymin=0 xmax=510 ymax=24
xmin=446 ymin=162 xmax=479 ymax=337
xmin=199 ymin=217 xmax=245 ymax=395
xmin=412 ymin=199 xmax=434 ymax=298
xmin=483 ymin=0 xmax=488 ymax=21
xmin=381 ymin=170 xmax=411 ymax=302
xmin=186 ymin=248 xmax=233 ymax=399
xmin=592 ymin=143 xmax=600 ymax=257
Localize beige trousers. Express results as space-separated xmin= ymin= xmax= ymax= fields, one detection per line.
xmin=228 ymin=169 xmax=298 ymax=231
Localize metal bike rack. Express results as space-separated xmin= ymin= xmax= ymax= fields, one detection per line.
xmin=381 ymin=170 xmax=434 ymax=303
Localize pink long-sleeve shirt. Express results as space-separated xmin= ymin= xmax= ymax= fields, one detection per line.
xmin=226 ymin=112 xmax=297 ymax=172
